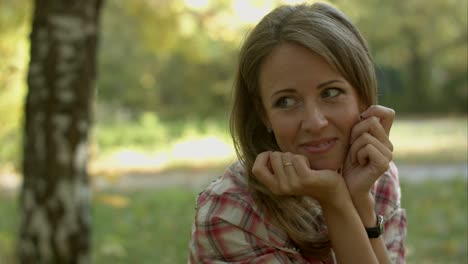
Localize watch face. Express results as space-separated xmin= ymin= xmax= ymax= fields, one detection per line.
xmin=378 ymin=215 xmax=384 ymax=234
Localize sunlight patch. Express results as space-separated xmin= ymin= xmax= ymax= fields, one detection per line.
xmin=171 ymin=136 xmax=235 ymax=162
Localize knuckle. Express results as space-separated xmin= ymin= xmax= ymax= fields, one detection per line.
xmin=284 ymin=152 xmax=294 ymax=160
xmin=388 ymin=141 xmax=394 ymax=152
xmin=292 ymin=154 xmax=303 ymax=163
xmin=362 ymin=132 xmax=372 ymax=140
xmin=360 ymin=132 xmax=372 ymax=146
xmin=370 ymin=116 xmax=380 ymax=126
xmin=303 ymin=171 xmax=317 ymax=186
xmin=290 ymin=180 xmax=301 ymax=191
xmin=382 ymin=161 xmax=390 ymax=172
xmin=278 ymin=184 xmax=289 ymax=195
xmin=252 ymin=166 xmax=262 ymax=176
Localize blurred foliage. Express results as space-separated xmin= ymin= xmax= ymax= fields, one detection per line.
xmin=0 ymin=0 xmax=31 ymax=166
xmin=97 ymin=0 xmax=240 ymax=121
xmin=0 ymin=0 xmax=467 ymax=167
xmin=338 ymin=0 xmax=468 ymax=113
xmin=1 ymin=178 xmax=467 ymax=263
xmin=94 ymin=0 xmax=467 ymax=120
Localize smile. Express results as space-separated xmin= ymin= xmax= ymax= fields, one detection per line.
xmin=300 ymin=138 xmax=337 ymax=154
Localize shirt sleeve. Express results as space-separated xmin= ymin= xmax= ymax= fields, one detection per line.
xmin=188 ymin=191 xmax=314 ymax=264
xmin=372 ymin=162 xmax=407 ymax=264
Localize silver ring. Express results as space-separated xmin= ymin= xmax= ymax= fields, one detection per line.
xmin=283 ymin=162 xmax=293 ymax=167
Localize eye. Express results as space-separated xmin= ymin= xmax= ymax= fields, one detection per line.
xmin=274 ymin=96 xmax=297 ymax=108
xmin=321 ymin=88 xmax=343 ymax=99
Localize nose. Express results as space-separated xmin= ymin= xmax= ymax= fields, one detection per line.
xmin=301 ymin=103 xmax=328 ymax=133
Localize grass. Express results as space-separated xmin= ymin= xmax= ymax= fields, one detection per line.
xmin=92 ymin=190 xmax=196 ymax=264
xmin=402 ymin=177 xmax=467 ymax=263
xmin=0 ymin=177 xmax=466 ymax=263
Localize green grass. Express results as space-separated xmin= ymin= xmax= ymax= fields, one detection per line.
xmin=0 ymin=177 xmax=466 ymax=263
xmin=92 ymin=189 xmax=196 ymax=264
xmin=402 ymin=177 xmax=467 ymax=263
xmin=0 ymin=193 xmax=17 ymax=264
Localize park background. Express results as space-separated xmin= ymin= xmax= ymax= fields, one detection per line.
xmin=0 ymin=0 xmax=466 ymax=263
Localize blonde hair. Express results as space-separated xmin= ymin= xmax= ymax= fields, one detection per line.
xmin=229 ymin=2 xmax=377 ymax=259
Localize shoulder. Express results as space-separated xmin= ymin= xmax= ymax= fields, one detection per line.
xmin=194 ymin=161 xmax=265 ymax=231
xmin=196 ymin=161 xmax=253 ymax=207
xmin=189 ymin=162 xmax=273 ymax=262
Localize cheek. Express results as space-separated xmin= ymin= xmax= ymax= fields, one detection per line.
xmin=340 ymin=108 xmax=361 ymax=138
xmin=270 ymin=115 xmax=298 ymax=147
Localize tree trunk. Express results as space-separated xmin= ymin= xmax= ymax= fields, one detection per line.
xmin=18 ymin=0 xmax=103 ymax=263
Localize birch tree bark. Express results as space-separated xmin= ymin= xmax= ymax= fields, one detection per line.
xmin=18 ymin=0 xmax=103 ymax=263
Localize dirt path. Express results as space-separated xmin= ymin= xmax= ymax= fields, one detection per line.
xmin=1 ymin=163 xmax=466 ymax=193
xmin=397 ymin=163 xmax=467 ymax=182
xmin=92 ymin=163 xmax=467 ymax=192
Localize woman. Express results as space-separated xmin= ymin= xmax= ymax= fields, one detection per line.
xmin=189 ymin=2 xmax=406 ymax=263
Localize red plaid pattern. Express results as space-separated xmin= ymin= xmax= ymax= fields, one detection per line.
xmin=189 ymin=161 xmax=407 ymax=263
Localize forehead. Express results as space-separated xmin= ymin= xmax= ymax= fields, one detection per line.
xmin=258 ymin=42 xmax=345 ymax=94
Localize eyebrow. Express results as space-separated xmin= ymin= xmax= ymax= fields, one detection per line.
xmin=317 ymin=79 xmax=345 ymax=88
xmin=270 ymin=79 xmax=345 ymax=99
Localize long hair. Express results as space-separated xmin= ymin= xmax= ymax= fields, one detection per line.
xmin=229 ymin=2 xmax=377 ymax=258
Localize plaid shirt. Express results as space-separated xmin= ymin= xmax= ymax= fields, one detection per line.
xmin=189 ymin=161 xmax=407 ymax=263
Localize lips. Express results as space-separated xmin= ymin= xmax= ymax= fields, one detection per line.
xmin=300 ymin=138 xmax=337 ymax=154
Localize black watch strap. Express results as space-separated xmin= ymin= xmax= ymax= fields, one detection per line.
xmin=366 ymin=214 xmax=384 ymax=238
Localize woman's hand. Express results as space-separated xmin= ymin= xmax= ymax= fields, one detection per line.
xmin=252 ymin=151 xmax=348 ymax=207
xmin=342 ymin=105 xmax=395 ymax=199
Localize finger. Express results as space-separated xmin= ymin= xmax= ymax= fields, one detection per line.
xmin=270 ymin=151 xmax=289 ymax=194
xmin=360 ymin=105 xmax=395 ymax=135
xmin=252 ymin=151 xmax=271 ymax=172
xmin=292 ymin=155 xmax=319 ymax=194
xmin=294 ymin=158 xmax=340 ymax=198
xmin=290 ymin=154 xmax=311 ymax=190
xmin=292 ymin=155 xmax=334 ymax=187
xmin=281 ymin=152 xmax=296 ymax=178
xmin=356 ymin=144 xmax=391 ymax=178
xmin=350 ymin=116 xmax=393 ymax=151
xmin=281 ymin=152 xmax=300 ymax=192
xmin=350 ymin=133 xmax=392 ymax=165
xmin=291 ymin=154 xmax=343 ymax=200
xmin=252 ymin=152 xmax=280 ymax=193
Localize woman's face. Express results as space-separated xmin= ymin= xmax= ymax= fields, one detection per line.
xmin=259 ymin=42 xmax=365 ymax=170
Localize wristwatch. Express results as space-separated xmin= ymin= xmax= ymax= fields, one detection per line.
xmin=365 ymin=214 xmax=384 ymax=238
